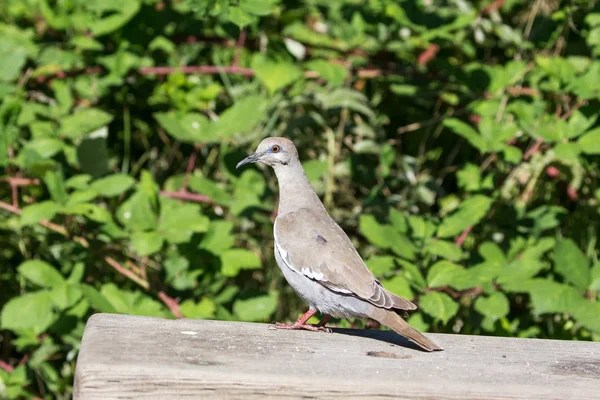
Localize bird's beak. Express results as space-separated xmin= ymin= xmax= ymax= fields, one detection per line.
xmin=236 ymin=152 xmax=261 ymax=169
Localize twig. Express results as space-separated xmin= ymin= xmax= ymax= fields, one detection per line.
xmin=140 ymin=65 xmax=255 ymax=76
xmin=10 ymin=181 xmax=18 ymax=207
xmin=418 ymin=44 xmax=439 ymax=67
xmin=158 ymin=291 xmax=183 ymax=319
xmin=160 ymin=190 xmax=213 ymax=204
xmin=4 ymin=177 xmax=40 ymax=186
xmin=180 ymin=145 xmax=202 ymax=193
xmin=455 ymin=226 xmax=473 ymax=247
xmin=232 ymin=29 xmax=247 ymax=67
xmin=523 ymin=139 xmax=543 ymax=160
xmin=104 ymin=256 xmax=149 ymax=290
xmin=482 ymin=0 xmax=506 ymax=15
xmin=0 ymin=360 xmax=13 ymax=373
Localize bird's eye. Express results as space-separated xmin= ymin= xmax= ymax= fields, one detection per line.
xmin=271 ymin=145 xmax=280 ymax=153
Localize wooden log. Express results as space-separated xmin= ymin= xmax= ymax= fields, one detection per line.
xmin=74 ymin=313 xmax=600 ymax=399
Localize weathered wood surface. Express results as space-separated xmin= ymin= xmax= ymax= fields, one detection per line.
xmin=74 ymin=313 xmax=600 ymax=399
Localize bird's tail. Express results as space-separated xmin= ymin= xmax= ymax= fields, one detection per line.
xmin=376 ymin=309 xmax=443 ymax=352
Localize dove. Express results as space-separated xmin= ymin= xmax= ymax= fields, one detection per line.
xmin=236 ymin=137 xmax=442 ymax=351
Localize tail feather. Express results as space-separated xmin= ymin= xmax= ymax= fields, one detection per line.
xmin=376 ymin=309 xmax=443 ymax=352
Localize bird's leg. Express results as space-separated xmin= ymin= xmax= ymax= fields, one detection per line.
xmin=315 ymin=314 xmax=331 ymax=328
xmin=270 ymin=309 xmax=332 ymax=332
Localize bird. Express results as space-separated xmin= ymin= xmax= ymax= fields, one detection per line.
xmin=236 ymin=137 xmax=443 ymax=352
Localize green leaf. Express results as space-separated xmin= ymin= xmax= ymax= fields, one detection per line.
xmin=359 ymin=214 xmax=389 ymax=248
xmin=478 ymin=242 xmax=506 ymax=265
xmin=239 ymin=0 xmax=278 ymax=16
xmin=577 ymin=127 xmax=600 ymax=154
xmin=553 ymin=239 xmax=590 ymax=290
xmin=180 ymin=298 xmax=216 ymax=319
xmin=517 ymin=279 xmax=583 ymax=315
xmin=65 ymin=174 xmax=92 ymax=189
xmin=0 ymin=291 xmax=56 ymax=334
xmin=474 ymin=292 xmax=509 ymax=319
xmin=188 ymin=176 xmax=231 ymax=205
xmin=131 ymin=231 xmax=164 ymax=256
xmin=199 ymin=220 xmax=235 ymax=255
xmin=221 ymin=249 xmax=262 ymax=277
xmin=397 ymin=259 xmax=427 ymax=291
xmin=426 ymin=240 xmax=465 ymax=261
xmin=100 ymin=283 xmax=166 ymax=317
xmin=50 ymin=282 xmax=82 ymax=310
xmin=359 ymin=215 xmax=416 ymax=260
xmin=553 ymin=143 xmax=580 ymax=162
xmin=79 ymin=284 xmax=117 ymax=313
xmin=158 ymin=198 xmax=209 ymax=243
xmin=252 ymin=55 xmax=303 ymax=95
xmin=444 ymin=118 xmax=486 ymax=152
xmin=381 ymin=275 xmax=413 ymax=301
xmin=427 ymin=261 xmax=466 ymax=289
xmin=228 ymin=7 xmax=255 ymax=28
xmin=211 ymin=95 xmax=268 ymax=139
xmin=437 ymin=195 xmax=493 ymax=238
xmin=61 ymin=203 xmax=112 ymax=223
xmin=0 ymin=42 xmax=27 ymax=82
xmin=44 ymin=169 xmax=68 ymax=205
xmin=90 ymin=174 xmax=135 ymax=197
xmin=154 ymin=112 xmax=211 ymax=144
xmin=163 ymin=254 xmax=196 ymax=291
xmin=590 ymin=262 xmax=600 ymax=291
xmin=419 ymin=292 xmax=458 ymax=324
xmin=60 ymin=108 xmax=113 ymax=139
xmin=305 ymin=60 xmax=348 ymax=86
xmin=20 ymin=201 xmax=60 ymax=226
xmin=233 ymin=292 xmax=278 ymax=322
xmin=572 ymin=301 xmax=600 ymax=333
xmin=89 ymin=1 xmax=141 ymax=36
xmin=497 ymin=258 xmax=546 ymax=286
xmin=116 ymin=190 xmax=157 ymax=231
xmin=18 ymin=260 xmax=65 ymax=288
xmin=366 ymin=256 xmax=396 ymax=277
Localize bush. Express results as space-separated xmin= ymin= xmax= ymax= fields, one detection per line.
xmin=1 ymin=0 xmax=600 ymax=397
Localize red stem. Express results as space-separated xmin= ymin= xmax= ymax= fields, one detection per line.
xmin=158 ymin=291 xmax=183 ymax=319
xmin=160 ymin=190 xmax=212 ymax=204
xmin=140 ymin=65 xmax=255 ymax=76
xmin=455 ymin=226 xmax=473 ymax=247
xmin=0 ymin=360 xmax=14 ymax=373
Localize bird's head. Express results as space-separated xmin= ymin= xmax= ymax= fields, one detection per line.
xmin=236 ymin=137 xmax=299 ymax=169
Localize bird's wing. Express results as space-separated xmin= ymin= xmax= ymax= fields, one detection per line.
xmin=274 ymin=208 xmax=416 ymax=311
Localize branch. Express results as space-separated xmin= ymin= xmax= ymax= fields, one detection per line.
xmin=417 ymin=44 xmax=439 ymax=67
xmin=139 ymin=65 xmax=255 ymax=76
xmin=455 ymin=226 xmax=473 ymax=247
xmin=0 ymin=360 xmax=13 ymax=373
xmin=482 ymin=0 xmax=506 ymax=15
xmin=160 ymin=190 xmax=213 ymax=204
xmin=0 ymin=201 xmax=148 ymax=288
xmin=104 ymin=256 xmax=149 ymax=290
xmin=158 ymin=291 xmax=183 ymax=319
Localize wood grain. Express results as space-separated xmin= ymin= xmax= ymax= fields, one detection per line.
xmin=74 ymin=313 xmax=600 ymax=399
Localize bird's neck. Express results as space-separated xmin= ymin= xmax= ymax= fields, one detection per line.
xmin=273 ymin=164 xmax=326 ymax=216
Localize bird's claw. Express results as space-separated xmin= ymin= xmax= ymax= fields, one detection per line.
xmin=269 ymin=322 xmax=332 ymax=333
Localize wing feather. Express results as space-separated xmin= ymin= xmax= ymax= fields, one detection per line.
xmin=275 ymin=208 xmax=416 ymax=311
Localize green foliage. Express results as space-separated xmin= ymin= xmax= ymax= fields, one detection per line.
xmin=1 ymin=0 xmax=600 ymax=398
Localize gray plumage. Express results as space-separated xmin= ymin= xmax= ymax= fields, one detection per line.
xmin=237 ymin=137 xmax=442 ymax=352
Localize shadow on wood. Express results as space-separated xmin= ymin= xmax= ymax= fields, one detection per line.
xmin=74 ymin=313 xmax=600 ymax=399
xmin=331 ymin=327 xmax=424 ymax=351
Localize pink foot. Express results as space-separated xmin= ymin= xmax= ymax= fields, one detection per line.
xmin=269 ymin=322 xmax=332 ymax=333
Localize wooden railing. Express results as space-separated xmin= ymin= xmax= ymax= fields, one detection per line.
xmin=73 ymin=313 xmax=600 ymax=399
